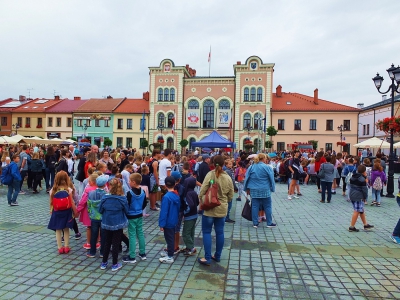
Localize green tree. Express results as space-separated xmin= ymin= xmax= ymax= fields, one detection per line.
xmin=266 ymin=125 xmax=278 ymax=137
xmin=103 ymin=137 xmax=112 ymax=147
xmin=308 ymin=140 xmax=318 ymax=150
xmin=179 ymin=139 xmax=189 ymax=152
xmin=140 ymin=139 xmax=149 ymax=149
xmin=265 ymin=140 xmax=274 ymax=149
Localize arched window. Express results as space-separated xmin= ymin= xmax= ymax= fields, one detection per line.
xmin=257 ymin=87 xmax=263 ymax=101
xmin=203 ymin=100 xmax=214 ymax=128
xmin=167 ymin=137 xmax=174 ymax=150
xmin=157 ymin=113 xmax=165 ymax=128
xmin=188 ymin=99 xmax=199 ymax=109
xmin=254 ymin=113 xmax=262 ymax=130
xmin=243 ymin=113 xmax=251 ymax=129
xmin=250 ymin=87 xmax=256 ymax=101
xmin=189 ymin=137 xmax=196 ymax=151
xmin=170 ymin=88 xmax=175 ymax=101
xmin=167 ymin=113 xmax=174 ymax=128
xmin=164 ymin=88 xmax=169 ymax=101
xmin=244 ymin=88 xmax=249 ymax=102
xmin=243 ymin=137 xmax=250 ymax=150
xmin=254 ymin=138 xmax=261 ymax=153
xmin=158 ymin=88 xmax=163 ymax=101
xmin=218 ymin=99 xmax=230 ymax=109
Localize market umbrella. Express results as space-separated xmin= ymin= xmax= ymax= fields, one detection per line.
xmin=353 ymin=137 xmax=390 ymax=149
xmin=0 ymin=136 xmax=21 ymax=144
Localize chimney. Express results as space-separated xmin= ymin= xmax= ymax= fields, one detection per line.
xmin=143 ymin=91 xmax=149 ymax=101
xmin=382 ymin=95 xmax=387 ymax=101
xmin=55 ymin=95 xmax=60 ymax=100
xmin=185 ymin=64 xmax=189 ymax=71
xmin=314 ymin=89 xmax=318 ymax=105
xmin=357 ymin=103 xmax=364 ymax=109
xmin=276 ymin=85 xmax=282 ymax=97
xmin=19 ymin=95 xmax=26 ymax=101
xmin=106 ymin=95 xmax=113 ymax=99
xmin=237 ymin=61 xmax=241 ymax=65
xmin=73 ymin=96 xmax=81 ymax=101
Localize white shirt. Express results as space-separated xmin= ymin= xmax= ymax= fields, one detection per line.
xmin=67 ymin=158 xmax=74 ymax=173
xmin=158 ymin=158 xmax=171 ymax=185
xmin=121 ymin=170 xmax=131 ymax=187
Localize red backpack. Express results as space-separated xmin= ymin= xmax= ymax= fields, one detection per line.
xmin=52 ymin=190 xmax=72 ymax=211
xmin=237 ymin=167 xmax=246 ymax=182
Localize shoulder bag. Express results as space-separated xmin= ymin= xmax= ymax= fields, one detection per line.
xmin=200 ymin=172 xmax=221 ymax=211
xmin=317 ymin=163 xmax=325 ymax=179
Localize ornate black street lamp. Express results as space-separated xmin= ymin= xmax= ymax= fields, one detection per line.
xmin=372 ymin=64 xmax=400 ymax=197
xmin=337 ymin=124 xmax=346 ymax=152
xmin=12 ymin=123 xmax=20 ymax=135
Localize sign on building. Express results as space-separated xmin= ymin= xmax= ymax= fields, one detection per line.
xmin=186 ymin=109 xmax=200 ymax=127
xmin=216 ymin=109 xmax=231 ymax=128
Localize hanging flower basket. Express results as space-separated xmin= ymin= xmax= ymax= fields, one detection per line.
xmin=244 ymin=144 xmax=254 ymax=149
xmin=376 ymin=117 xmax=400 ymax=134
xmin=158 ymin=139 xmax=164 ymax=144
xmin=244 ymin=140 xmax=252 ymax=145
xmin=336 ymin=141 xmax=346 ymax=146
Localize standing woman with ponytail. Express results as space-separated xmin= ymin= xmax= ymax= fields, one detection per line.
xmin=197 ymin=155 xmax=234 ymax=266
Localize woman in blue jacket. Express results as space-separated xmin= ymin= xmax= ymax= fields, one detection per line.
xmin=243 ymin=153 xmax=276 ymax=228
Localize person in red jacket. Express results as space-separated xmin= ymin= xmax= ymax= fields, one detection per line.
xmin=314 ymin=151 xmax=327 ymax=193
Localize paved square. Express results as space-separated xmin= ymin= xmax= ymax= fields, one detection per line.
xmin=1 ymin=181 xmax=400 ymax=299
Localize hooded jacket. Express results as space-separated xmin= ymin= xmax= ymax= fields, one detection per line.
xmin=99 ymin=194 xmax=128 ymax=230
xmin=349 ymin=173 xmax=368 ymax=201
xmin=87 ymin=188 xmax=107 ymax=221
xmin=370 ymin=170 xmax=387 ymax=187
xmin=183 ymin=177 xmax=199 ymax=221
xmin=9 ymin=161 xmax=22 ymax=181
xmin=126 ymin=188 xmax=146 ymax=219
xmin=159 ymin=190 xmax=180 ymax=228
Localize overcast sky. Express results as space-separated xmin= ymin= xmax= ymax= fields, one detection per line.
xmin=1 ymin=0 xmax=399 ymax=107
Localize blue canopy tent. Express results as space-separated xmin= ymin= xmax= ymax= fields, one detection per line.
xmin=191 ymin=131 xmax=236 ymax=149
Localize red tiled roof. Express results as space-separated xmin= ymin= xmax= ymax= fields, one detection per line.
xmin=113 ymin=99 xmax=150 ymax=113
xmin=45 ymin=99 xmax=88 ymax=113
xmin=74 ymin=98 xmax=125 ymax=112
xmin=272 ymin=92 xmax=360 ymax=112
xmin=0 ymin=99 xmax=31 ymax=112
xmin=12 ymin=99 xmax=61 ymax=112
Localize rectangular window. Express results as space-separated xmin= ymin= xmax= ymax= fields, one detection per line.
xmin=127 ymin=119 xmax=132 ymax=129
xmin=86 ymin=120 xmax=91 ymax=127
xmin=294 ymin=119 xmax=301 ymax=130
xmin=77 ymin=119 xmax=82 ymax=127
xmin=48 ymin=117 xmax=53 ymax=127
xmin=366 ymin=124 xmax=370 ymax=135
xmin=37 ymin=118 xmax=42 ymax=127
xmin=126 ymin=137 xmax=132 ymax=148
xmin=325 ymin=143 xmax=332 ymax=152
xmin=1 ymin=116 xmax=7 ymax=126
xmin=17 ymin=117 xmax=22 ymax=127
xmin=343 ymin=120 xmax=350 ymax=131
xmin=326 ymin=120 xmax=333 ymax=131
xmin=56 ymin=117 xmax=61 ymax=127
xmin=278 ymin=119 xmax=285 ymax=130
xmin=26 ymin=117 xmax=31 ymax=126
xmin=95 ymin=119 xmax=100 ymax=127
xmin=277 ymin=142 xmax=285 ymax=151
xmin=117 ymin=137 xmax=123 ymax=148
xmin=117 ymin=119 xmax=123 ymax=129
xmin=67 ymin=118 xmax=72 ymax=127
xmin=104 ymin=119 xmax=110 ymax=127
xmin=310 ymin=119 xmax=317 ymax=130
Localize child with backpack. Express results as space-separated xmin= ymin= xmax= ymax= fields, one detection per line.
xmin=47 ymin=171 xmax=78 ymax=254
xmin=3 ymin=154 xmax=22 ymax=206
xmin=122 ymin=173 xmax=147 ymax=264
xmin=181 ymin=176 xmax=199 ymax=256
xmin=370 ymin=162 xmax=386 ymax=207
xmin=235 ymin=161 xmax=246 ymax=201
xmin=342 ymin=158 xmax=356 ymax=200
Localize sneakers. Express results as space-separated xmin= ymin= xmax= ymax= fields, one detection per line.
xmin=83 ymin=243 xmax=91 ymax=250
xmin=160 ymin=249 xmax=168 ymax=257
xmin=236 ymin=197 xmax=241 ymax=201
xmin=267 ymin=223 xmax=277 ymax=228
xmin=371 ymin=201 xmax=377 ymax=206
xmin=122 ymin=255 xmax=137 ymax=264
xmin=100 ymin=262 xmax=108 ymax=270
xmin=253 ymin=225 xmax=258 ymax=229
xmin=19 ymin=191 xmax=26 ymax=195
xmin=183 ymin=248 xmax=197 ymax=256
xmin=348 ymin=226 xmax=359 ymax=232
xmin=287 ymin=195 xmax=292 ymax=200
xmin=96 ymin=243 xmax=101 ymax=249
xmin=74 ymin=233 xmax=82 ymax=240
xmin=86 ymin=252 xmax=96 ymax=258
xmin=159 ymin=256 xmax=174 ymax=264
xmin=293 ymin=195 xmax=299 ymax=199
xmin=112 ymin=263 xmax=122 ymax=272
xmin=10 ymin=202 xmax=19 ymax=206
xmin=376 ymin=203 xmax=381 ymax=207
xmin=364 ymin=224 xmax=374 ymax=230
xmin=64 ymin=247 xmax=70 ymax=254
xmin=225 ymin=218 xmax=235 ymax=223
xmin=138 ymin=253 xmax=147 ymax=260
xmin=150 ymin=207 xmax=160 ymax=211
xmin=58 ymin=247 xmax=65 ymax=254
xmin=390 ymin=235 xmax=400 ymax=244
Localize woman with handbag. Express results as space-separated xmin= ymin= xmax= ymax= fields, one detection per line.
xmin=319 ymin=156 xmax=335 ymax=203
xmin=315 ymin=151 xmax=327 ymax=193
xmin=243 ymin=153 xmax=276 ymax=229
xmin=197 ymin=155 xmax=234 ymax=266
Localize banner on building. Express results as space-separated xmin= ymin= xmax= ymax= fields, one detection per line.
xmin=186 ymin=109 xmax=200 ymax=127
xmin=216 ymin=109 xmax=231 ymax=128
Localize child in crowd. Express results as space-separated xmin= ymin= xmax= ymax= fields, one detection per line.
xmin=348 ymin=165 xmax=374 ymax=232
xmin=99 ymin=178 xmax=128 ymax=272
xmin=96 ymin=162 xmax=107 ymax=175
xmin=121 ymin=164 xmax=133 ymax=188
xmin=342 ymin=158 xmax=356 ymax=200
xmin=6 ymin=154 xmax=22 ymax=206
xmin=235 ymin=161 xmax=246 ymax=201
xmin=172 ymin=171 xmax=184 ymax=253
xmin=86 ymin=175 xmax=109 ymax=258
xmin=78 ymin=173 xmax=99 ymax=250
xmin=64 ymin=178 xmax=81 ymax=240
xmin=140 ymin=166 xmax=151 ymax=217
xmin=182 ymin=176 xmax=199 ymax=256
xmin=133 ymin=157 xmax=142 ymax=173
xmin=224 ymin=159 xmax=237 ymax=223
xmin=159 ymin=176 xmax=181 ymax=264
xmin=81 ymin=167 xmax=96 ymax=195
xmin=122 ymin=173 xmax=147 ymax=263
xmin=370 ymin=162 xmax=386 ymax=207
xmin=180 ymin=162 xmax=191 ymax=184
xmin=48 ymin=171 xmax=77 ymax=254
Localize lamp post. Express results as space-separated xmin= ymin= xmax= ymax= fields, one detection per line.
xmin=12 ymin=123 xmax=20 ymax=135
xmin=337 ymin=124 xmax=346 ymax=152
xmin=246 ymin=124 xmax=253 ymax=138
xmin=157 ymin=124 xmax=164 ymax=149
xmin=372 ymin=64 xmax=400 ymax=198
xmin=75 ymin=121 xmax=88 ymax=141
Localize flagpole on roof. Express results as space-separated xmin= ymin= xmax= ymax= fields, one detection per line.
xmin=208 ymin=45 xmax=211 ymax=77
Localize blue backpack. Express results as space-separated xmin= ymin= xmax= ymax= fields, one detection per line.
xmin=1 ymin=164 xmax=13 ymax=185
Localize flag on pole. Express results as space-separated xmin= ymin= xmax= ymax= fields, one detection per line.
xmin=229 ymin=117 xmax=232 ymax=129
xmin=171 ymin=111 xmax=175 ymax=134
xmin=208 ymin=46 xmax=211 ymax=62
xmin=263 ymin=117 xmax=267 ymax=133
xmin=140 ymin=110 xmax=146 ymax=132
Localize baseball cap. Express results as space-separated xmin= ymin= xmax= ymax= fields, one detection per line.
xmin=171 ymin=171 xmax=182 ymax=181
xmin=96 ymin=175 xmax=109 ymax=187
xmin=165 ymin=176 xmax=176 ymax=187
xmin=202 ymin=154 xmax=210 ymax=160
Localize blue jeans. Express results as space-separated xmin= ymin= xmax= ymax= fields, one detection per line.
xmin=45 ymin=168 xmax=55 ymax=190
xmin=89 ymin=220 xmax=104 ymax=256
xmin=321 ymin=181 xmax=332 ymax=202
xmin=226 ymin=201 xmax=233 ymax=219
xmin=19 ymin=170 xmax=27 ymax=190
xmin=163 ymin=228 xmax=175 ymax=258
xmin=202 ymin=215 xmax=225 ymax=262
xmin=393 ymin=197 xmax=400 ymax=236
xmin=8 ymin=179 xmax=20 ymax=204
xmin=372 ymin=188 xmax=381 ymax=203
xmin=252 ymin=197 xmax=272 ymax=226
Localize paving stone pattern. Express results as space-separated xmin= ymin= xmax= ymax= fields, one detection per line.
xmin=1 ymin=180 xmax=400 ymax=299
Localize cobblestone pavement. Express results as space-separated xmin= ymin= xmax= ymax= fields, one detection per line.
xmin=1 ymin=180 xmax=400 ymax=300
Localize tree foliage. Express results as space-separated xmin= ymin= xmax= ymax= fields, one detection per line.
xmin=266 ymin=126 xmax=278 ymax=137
xmin=103 ymin=137 xmax=112 ymax=147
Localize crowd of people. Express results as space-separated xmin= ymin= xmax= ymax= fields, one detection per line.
xmin=1 ymin=144 xmax=400 ymax=272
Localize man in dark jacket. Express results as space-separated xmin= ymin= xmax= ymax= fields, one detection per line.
xmin=196 ymin=155 xmax=210 ymax=185
xmin=56 ymin=150 xmax=69 ymax=174
xmin=76 ymin=147 xmax=90 ymax=183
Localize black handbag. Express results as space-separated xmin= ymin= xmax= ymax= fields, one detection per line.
xmin=241 ymin=199 xmax=252 ymax=221
xmin=317 ymin=164 xmax=325 ymax=179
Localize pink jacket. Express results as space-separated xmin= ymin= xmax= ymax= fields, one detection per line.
xmin=77 ymin=185 xmax=97 ymax=226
